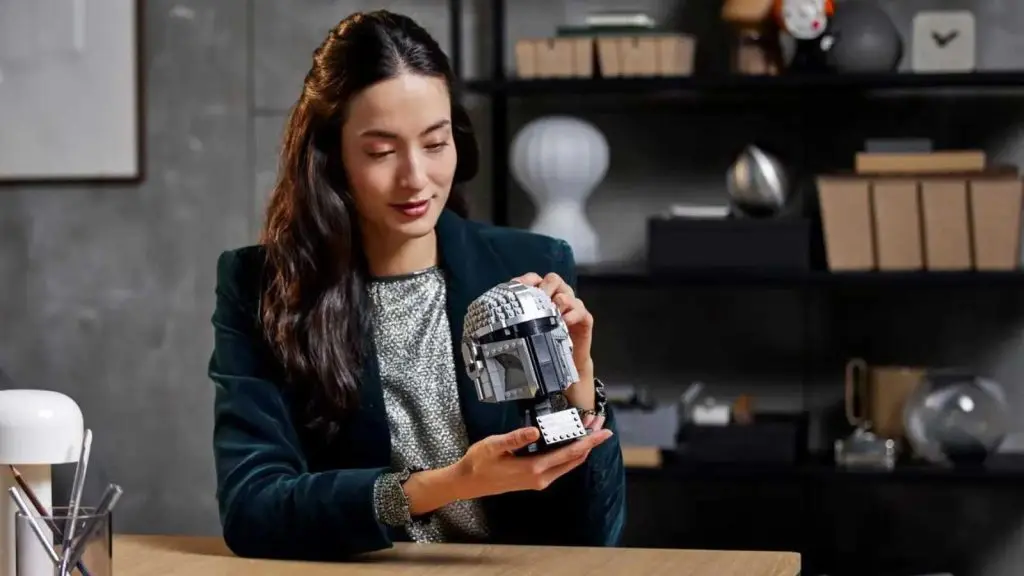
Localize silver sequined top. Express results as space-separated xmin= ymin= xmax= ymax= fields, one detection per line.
xmin=368 ymin=267 xmax=489 ymax=542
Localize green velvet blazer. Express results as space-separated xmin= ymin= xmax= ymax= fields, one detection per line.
xmin=208 ymin=209 xmax=626 ymax=561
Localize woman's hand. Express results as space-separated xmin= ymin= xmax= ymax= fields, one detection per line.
xmin=512 ymin=272 xmax=602 ymax=431
xmin=451 ymin=427 xmax=614 ymax=501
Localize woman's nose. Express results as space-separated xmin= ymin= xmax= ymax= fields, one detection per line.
xmin=398 ymin=153 xmax=428 ymax=190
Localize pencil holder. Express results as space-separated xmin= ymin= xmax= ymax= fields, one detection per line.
xmin=0 ymin=390 xmax=84 ymax=576
xmin=15 ymin=507 xmax=111 ymax=576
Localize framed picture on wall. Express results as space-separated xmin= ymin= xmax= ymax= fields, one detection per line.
xmin=0 ymin=0 xmax=141 ymax=183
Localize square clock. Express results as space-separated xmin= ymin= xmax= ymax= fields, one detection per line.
xmin=912 ymin=10 xmax=976 ymax=72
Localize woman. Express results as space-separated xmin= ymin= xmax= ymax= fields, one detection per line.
xmin=209 ymin=10 xmax=625 ymax=561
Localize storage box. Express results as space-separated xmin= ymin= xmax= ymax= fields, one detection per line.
xmin=816 ymin=176 xmax=876 ymax=271
xmin=514 ymin=37 xmax=593 ymax=78
xmin=646 ymin=216 xmax=811 ymax=271
xmin=872 ymin=178 xmax=924 ymax=271
xmin=920 ymin=178 xmax=972 ymax=270
xmin=597 ymin=34 xmax=695 ymax=77
xmin=854 ymin=150 xmax=986 ymax=175
xmin=676 ymin=413 xmax=808 ymax=464
xmin=969 ymin=177 xmax=1023 ymax=270
xmin=817 ymin=173 xmax=1023 ymax=272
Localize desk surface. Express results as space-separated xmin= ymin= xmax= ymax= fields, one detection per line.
xmin=113 ymin=535 xmax=800 ymax=576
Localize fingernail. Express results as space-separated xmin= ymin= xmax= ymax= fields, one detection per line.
xmin=585 ymin=427 xmax=594 ymax=433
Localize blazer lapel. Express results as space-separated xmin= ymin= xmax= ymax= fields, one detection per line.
xmin=436 ymin=209 xmax=518 ymax=443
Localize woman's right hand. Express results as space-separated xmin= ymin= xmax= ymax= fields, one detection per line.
xmin=453 ymin=427 xmax=614 ymax=500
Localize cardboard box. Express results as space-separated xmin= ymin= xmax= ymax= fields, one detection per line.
xmin=872 ymin=179 xmax=924 ymax=270
xmin=597 ymin=34 xmax=695 ymax=77
xmin=816 ymin=176 xmax=877 ymax=271
xmin=920 ymin=178 xmax=972 ymax=270
xmin=817 ymin=173 xmax=1023 ymax=272
xmin=514 ymin=37 xmax=593 ymax=78
xmin=854 ymin=150 xmax=986 ymax=175
xmin=969 ymin=177 xmax=1023 ymax=270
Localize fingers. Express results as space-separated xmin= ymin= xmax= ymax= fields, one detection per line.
xmin=489 ymin=427 xmax=540 ymax=456
xmin=539 ymin=272 xmax=572 ymax=299
xmin=514 ymin=272 xmax=544 ymax=287
xmin=583 ymin=414 xmax=606 ymax=432
xmin=513 ymin=272 xmax=574 ymax=301
xmin=536 ymin=451 xmax=589 ymax=489
xmin=581 ymin=413 xmax=595 ymax=429
xmin=558 ymin=296 xmax=593 ymax=329
xmin=533 ymin=429 xmax=613 ymax=471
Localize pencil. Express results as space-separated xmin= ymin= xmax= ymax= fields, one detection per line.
xmin=9 ymin=466 xmax=93 ymax=576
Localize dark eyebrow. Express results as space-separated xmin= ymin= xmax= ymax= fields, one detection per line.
xmin=359 ymin=119 xmax=451 ymax=139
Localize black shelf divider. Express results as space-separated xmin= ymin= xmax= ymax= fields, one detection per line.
xmin=464 ymin=72 xmax=1024 ymax=97
xmin=488 ymin=0 xmax=509 ymax=227
xmin=575 ymin=263 xmax=1024 ymax=287
xmin=627 ymin=451 xmax=1024 ymax=483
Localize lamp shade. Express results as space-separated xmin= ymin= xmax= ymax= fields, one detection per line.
xmin=0 ymin=389 xmax=83 ymax=464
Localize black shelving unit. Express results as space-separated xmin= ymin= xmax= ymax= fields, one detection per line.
xmin=445 ymin=3 xmax=1024 ymax=574
xmin=447 ymin=0 xmax=1024 ymax=229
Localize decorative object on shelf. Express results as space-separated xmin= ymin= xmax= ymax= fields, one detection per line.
xmin=510 ymin=116 xmax=608 ymax=265
xmin=911 ymin=10 xmax=976 ymax=72
xmin=722 ymin=0 xmax=784 ymax=75
xmin=834 ymin=425 xmax=897 ymax=470
xmin=726 ymin=145 xmax=790 ymax=217
xmin=0 ymin=0 xmax=140 ymax=182
xmin=581 ymin=10 xmax=656 ymax=29
xmin=775 ymin=0 xmax=836 ymax=73
xmin=844 ymin=358 xmax=924 ymax=441
xmin=667 ymin=203 xmax=730 ymax=219
xmin=903 ymin=370 xmax=1009 ymax=465
xmin=825 ymin=0 xmax=903 ymax=73
xmin=0 ymin=390 xmax=84 ymax=576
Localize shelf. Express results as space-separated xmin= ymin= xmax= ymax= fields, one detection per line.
xmin=626 ymin=451 xmax=1024 ymax=483
xmin=576 ymin=263 xmax=1024 ymax=287
xmin=464 ymin=72 xmax=1024 ymax=98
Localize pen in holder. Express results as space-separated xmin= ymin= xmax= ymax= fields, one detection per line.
xmin=14 ymin=506 xmax=113 ymax=576
xmin=0 ymin=391 xmax=84 ymax=576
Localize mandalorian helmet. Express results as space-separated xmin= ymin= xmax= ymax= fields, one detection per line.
xmin=461 ymin=280 xmax=579 ymax=405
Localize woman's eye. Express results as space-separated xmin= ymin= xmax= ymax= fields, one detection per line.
xmin=367 ymin=150 xmax=394 ymax=159
xmin=426 ymin=141 xmax=449 ymax=153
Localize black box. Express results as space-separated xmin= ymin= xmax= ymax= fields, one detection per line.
xmin=646 ymin=216 xmax=811 ymax=271
xmin=675 ymin=413 xmax=809 ymax=464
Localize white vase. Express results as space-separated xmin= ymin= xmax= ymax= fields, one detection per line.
xmin=509 ymin=116 xmax=609 ymax=265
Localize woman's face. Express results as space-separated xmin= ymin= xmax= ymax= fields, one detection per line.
xmin=341 ymin=72 xmax=457 ymax=243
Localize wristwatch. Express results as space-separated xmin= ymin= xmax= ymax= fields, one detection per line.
xmin=578 ymin=377 xmax=607 ymax=419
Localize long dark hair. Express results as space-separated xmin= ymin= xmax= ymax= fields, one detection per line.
xmin=259 ymin=10 xmax=478 ymax=439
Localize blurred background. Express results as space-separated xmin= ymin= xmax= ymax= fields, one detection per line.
xmin=4 ymin=1 xmax=1024 ymax=575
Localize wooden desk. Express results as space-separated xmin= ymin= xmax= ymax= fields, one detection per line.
xmin=113 ymin=535 xmax=799 ymax=576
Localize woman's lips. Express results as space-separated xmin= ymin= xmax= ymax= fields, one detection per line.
xmin=390 ymin=199 xmax=430 ymax=218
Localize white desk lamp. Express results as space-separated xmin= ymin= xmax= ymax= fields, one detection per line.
xmin=0 ymin=390 xmax=84 ymax=576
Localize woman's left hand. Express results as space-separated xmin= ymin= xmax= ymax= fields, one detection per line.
xmin=512 ymin=272 xmax=605 ymax=432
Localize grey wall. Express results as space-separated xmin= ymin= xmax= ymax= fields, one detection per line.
xmin=2 ymin=0 xmax=1024 ymax=574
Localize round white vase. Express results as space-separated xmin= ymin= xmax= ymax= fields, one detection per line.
xmin=509 ymin=115 xmax=609 ymax=265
